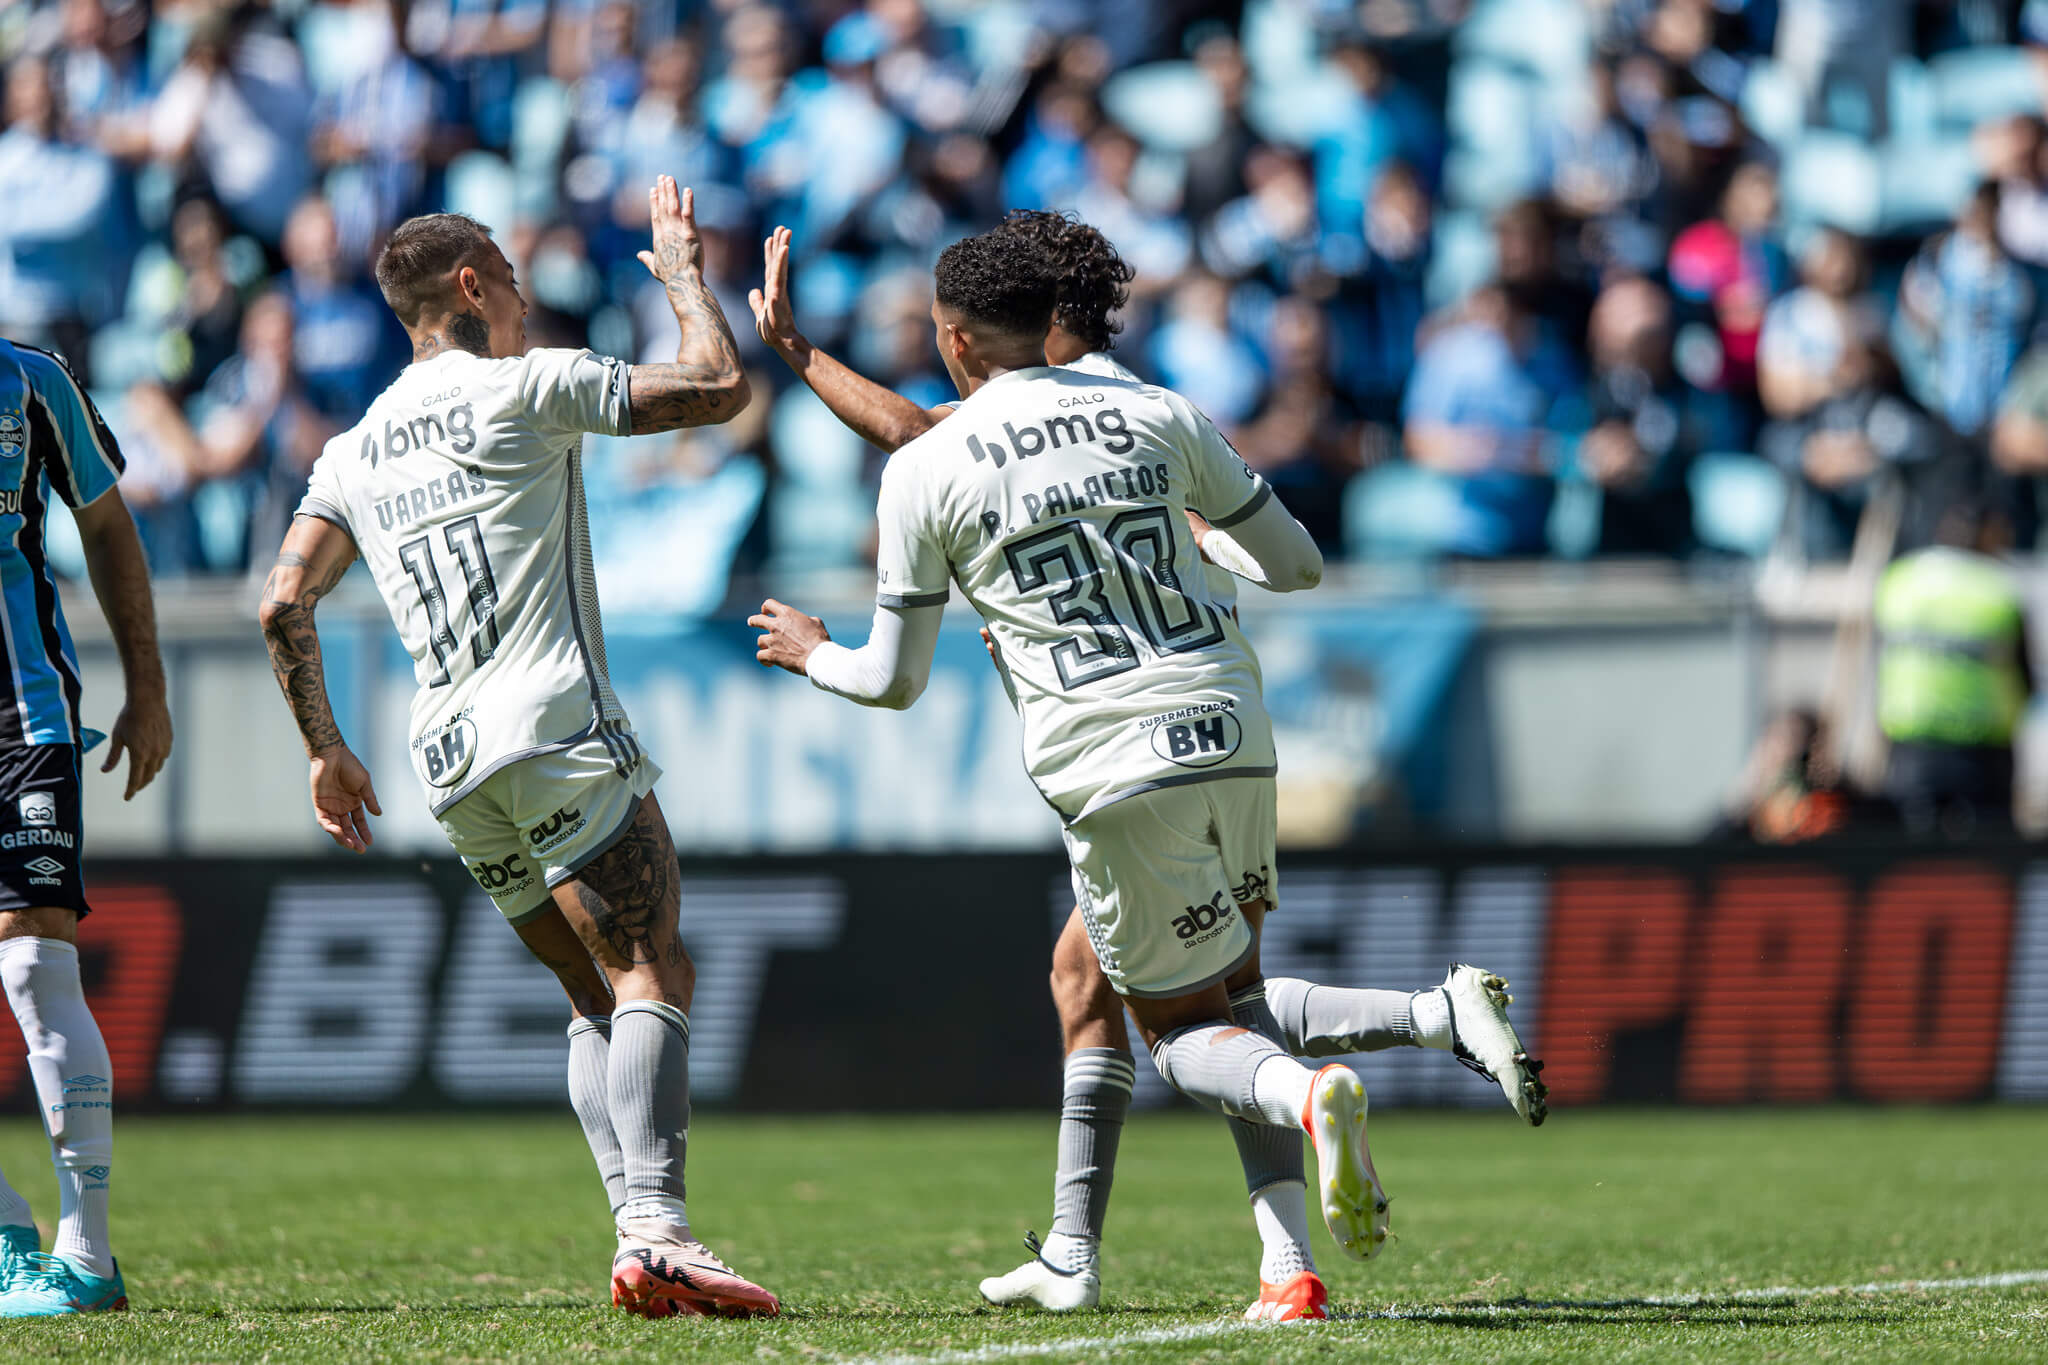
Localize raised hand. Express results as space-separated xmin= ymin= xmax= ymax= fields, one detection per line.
xmin=747 ymin=227 xmax=804 ymax=354
xmin=636 ymin=176 xmax=703 ymax=285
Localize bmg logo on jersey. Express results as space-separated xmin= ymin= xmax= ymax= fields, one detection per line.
xmin=468 ymin=853 xmax=533 ymax=895
xmin=1143 ymin=704 xmax=1242 ymax=768
xmin=1172 ymin=891 xmax=1236 ymax=947
xmin=527 ymin=806 xmax=585 ymax=854
xmin=17 ymin=792 xmax=55 ymax=826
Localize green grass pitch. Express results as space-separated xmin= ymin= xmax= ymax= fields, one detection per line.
xmin=0 ymin=1107 xmax=2042 ymax=1361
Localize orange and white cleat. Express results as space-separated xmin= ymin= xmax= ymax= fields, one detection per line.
xmin=1243 ymin=1270 xmax=1329 ymax=1321
xmin=1302 ymin=1064 xmax=1390 ymax=1261
xmin=610 ymin=1223 xmax=781 ymax=1319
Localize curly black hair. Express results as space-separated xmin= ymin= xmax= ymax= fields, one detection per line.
xmin=933 ymin=230 xmax=1059 ymax=338
xmin=992 ymin=210 xmax=1134 ymax=353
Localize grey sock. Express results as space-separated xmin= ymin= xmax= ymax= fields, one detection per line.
xmin=567 ymin=1016 xmax=626 ymax=1215
xmin=1048 ymin=1048 xmax=1134 ymax=1246
xmin=1225 ymin=984 xmax=1306 ymax=1195
xmin=1149 ymin=1020 xmax=1295 ymax=1123
xmin=1265 ymin=976 xmax=1417 ymax=1055
xmin=609 ymin=1000 xmax=690 ymax=1224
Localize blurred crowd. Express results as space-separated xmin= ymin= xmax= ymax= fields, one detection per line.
xmin=11 ymin=0 xmax=2048 ymax=599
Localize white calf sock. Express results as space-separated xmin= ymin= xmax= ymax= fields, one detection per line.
xmin=0 ymin=938 xmax=113 ymax=1276
xmin=1249 ymin=1180 xmax=1316 ymax=1282
xmin=1409 ymin=987 xmax=1453 ymax=1050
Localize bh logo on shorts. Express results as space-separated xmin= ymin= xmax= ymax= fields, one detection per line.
xmin=1147 ymin=705 xmax=1242 ymax=769
xmin=17 ymin=792 xmax=55 ymax=827
xmin=0 ymin=411 xmax=23 ymax=461
xmin=1172 ymin=891 xmax=1236 ymax=948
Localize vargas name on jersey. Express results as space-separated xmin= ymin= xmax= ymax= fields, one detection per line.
xmin=297 ymin=347 xmax=636 ymax=814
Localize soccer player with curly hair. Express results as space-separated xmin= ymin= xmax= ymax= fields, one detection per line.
xmin=750 ymin=219 xmax=1544 ymax=1323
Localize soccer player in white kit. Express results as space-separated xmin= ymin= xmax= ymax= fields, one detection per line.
xmin=753 ymin=227 xmax=1407 ymax=1287
xmin=256 ymin=177 xmax=780 ymax=1319
xmin=750 ymin=215 xmax=1544 ymax=1320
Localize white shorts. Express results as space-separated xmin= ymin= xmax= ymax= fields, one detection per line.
xmin=438 ymin=727 xmax=662 ymax=924
xmin=1061 ymin=775 xmax=1277 ymax=998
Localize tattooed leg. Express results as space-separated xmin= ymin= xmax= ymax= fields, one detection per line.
xmin=553 ymin=794 xmax=695 ymax=1010
xmin=555 ymin=794 xmax=695 ymax=1230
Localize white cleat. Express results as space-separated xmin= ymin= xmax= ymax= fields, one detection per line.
xmin=1301 ymin=1064 xmax=1389 ymax=1261
xmin=1442 ymin=963 xmax=1549 ymax=1126
xmin=977 ymin=1233 xmax=1101 ymax=1311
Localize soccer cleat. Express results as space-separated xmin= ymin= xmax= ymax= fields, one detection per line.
xmin=1302 ymin=1064 xmax=1389 ymax=1261
xmin=978 ymin=1232 xmax=1101 ymax=1312
xmin=0 ymin=1253 xmax=127 ymax=1316
xmin=1442 ymin=963 xmax=1549 ymax=1126
xmin=0 ymin=1226 xmax=39 ymax=1292
xmin=610 ymin=1223 xmax=780 ymax=1319
xmin=1243 ymin=1270 xmax=1329 ymax=1321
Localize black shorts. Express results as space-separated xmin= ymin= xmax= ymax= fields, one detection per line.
xmin=0 ymin=744 xmax=88 ymax=917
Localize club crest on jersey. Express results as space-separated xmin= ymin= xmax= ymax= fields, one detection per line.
xmin=0 ymin=410 xmax=23 ymax=460
xmin=1142 ymin=703 xmax=1242 ymax=769
xmin=17 ymin=792 xmax=56 ymax=826
xmin=413 ymin=711 xmax=478 ymax=787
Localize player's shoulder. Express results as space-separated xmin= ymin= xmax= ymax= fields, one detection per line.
xmin=3 ymin=340 xmax=79 ymax=394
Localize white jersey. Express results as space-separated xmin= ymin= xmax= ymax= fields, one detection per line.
xmin=298 ymin=347 xmax=638 ymax=815
xmin=877 ymin=364 xmax=1276 ymax=821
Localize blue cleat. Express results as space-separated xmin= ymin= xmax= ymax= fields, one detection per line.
xmin=0 ymin=1226 xmax=38 ymax=1289
xmin=0 ymin=1253 xmax=127 ymax=1316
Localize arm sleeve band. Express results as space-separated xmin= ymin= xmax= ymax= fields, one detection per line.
xmin=805 ymin=603 xmax=945 ymax=709
xmin=1201 ymin=496 xmax=1323 ymax=592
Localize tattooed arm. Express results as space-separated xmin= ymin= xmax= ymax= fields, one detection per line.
xmin=257 ymin=514 xmax=382 ymax=852
xmin=628 ymin=175 xmax=752 ymax=434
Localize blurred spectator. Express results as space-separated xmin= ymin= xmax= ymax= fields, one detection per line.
xmin=1776 ymin=0 xmax=1906 ymax=138
xmin=1757 ymin=227 xmax=1883 ymax=420
xmin=1760 ymin=343 xmax=1946 ymax=560
xmin=1234 ymin=296 xmax=1361 ymax=549
xmin=407 ymin=0 xmax=547 ymax=152
xmin=1402 ymin=285 xmax=1572 ymax=556
xmin=1546 ymin=57 xmax=1658 ymax=231
xmin=0 ymin=55 xmax=121 ymax=346
xmin=1980 ymin=116 xmax=2048 ymax=265
xmin=1989 ymin=340 xmax=2048 ymax=544
xmin=1327 ymin=162 xmax=1433 ymax=423
xmin=1575 ymin=277 xmax=1698 ymax=554
xmin=160 ymin=197 xmax=247 ymax=401
xmin=1148 ymin=272 xmax=1264 ymax=424
xmin=1668 ymin=159 xmax=1789 ymax=446
xmin=280 ymin=197 xmax=405 ymax=422
xmin=1002 ymin=79 xmax=1102 ymax=212
xmin=589 ymin=37 xmax=734 ymax=259
xmin=49 ymin=0 xmax=149 ymax=142
xmin=867 ymin=0 xmax=976 ymax=136
xmin=1071 ymin=124 xmax=1192 ymax=292
xmin=1182 ymin=32 xmax=1259 ymax=226
xmin=310 ymin=0 xmax=450 ymax=260
xmin=1202 ymin=146 xmax=1323 ymax=290
xmin=1895 ymin=183 xmax=2035 ymax=442
xmin=742 ymin=12 xmax=906 ymax=251
xmin=1495 ymin=198 xmax=1595 ymax=358
xmin=1314 ymin=35 xmax=1443 ymax=232
xmin=1875 ymin=500 xmax=2034 ymax=835
xmin=139 ymin=16 xmax=312 ymax=243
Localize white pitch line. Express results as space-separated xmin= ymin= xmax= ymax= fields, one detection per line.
xmin=837 ymin=1268 xmax=2048 ymax=1365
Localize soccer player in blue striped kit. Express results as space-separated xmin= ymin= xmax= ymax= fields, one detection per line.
xmin=0 ymin=339 xmax=174 ymax=1315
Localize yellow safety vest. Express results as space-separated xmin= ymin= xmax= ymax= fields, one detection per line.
xmin=1875 ymin=548 xmax=2027 ymax=747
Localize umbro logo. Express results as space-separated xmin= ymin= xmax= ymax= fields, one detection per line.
xmin=82 ymin=1165 xmax=108 ymax=1182
xmin=62 ymin=1074 xmax=106 ymax=1091
xmin=23 ymin=856 xmax=63 ymax=879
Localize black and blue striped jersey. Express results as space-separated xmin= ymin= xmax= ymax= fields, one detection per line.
xmin=0 ymin=340 xmax=125 ymax=749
